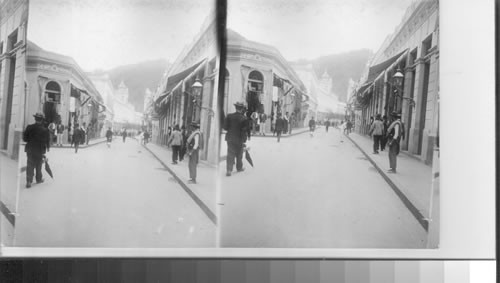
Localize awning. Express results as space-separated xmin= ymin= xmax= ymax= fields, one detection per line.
xmin=366 ymin=49 xmax=408 ymax=82
xmin=157 ymin=60 xmax=206 ymax=105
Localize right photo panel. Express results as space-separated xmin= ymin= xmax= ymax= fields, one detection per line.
xmin=219 ymin=0 xmax=439 ymax=248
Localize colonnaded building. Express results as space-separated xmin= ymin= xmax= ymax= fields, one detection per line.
xmin=26 ymin=42 xmax=108 ymax=143
xmin=0 ymin=0 xmax=28 ymax=160
xmin=348 ymin=0 xmax=439 ymax=165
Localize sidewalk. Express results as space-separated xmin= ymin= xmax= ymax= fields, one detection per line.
xmin=143 ymin=143 xmax=217 ymax=224
xmin=347 ymin=132 xmax=433 ymax=231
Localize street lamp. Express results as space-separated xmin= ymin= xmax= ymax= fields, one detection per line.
xmin=184 ymin=76 xmax=215 ymax=118
xmin=386 ymin=68 xmax=416 ymax=108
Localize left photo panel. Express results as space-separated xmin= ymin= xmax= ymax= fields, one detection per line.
xmin=1 ymin=0 xmax=220 ymax=249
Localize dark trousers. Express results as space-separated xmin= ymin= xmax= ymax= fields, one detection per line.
xmin=26 ymin=153 xmax=43 ymax=183
xmin=188 ymin=149 xmax=199 ymax=181
xmin=326 ymin=126 xmax=329 ymax=132
xmin=172 ymin=145 xmax=180 ymax=163
xmin=388 ymin=140 xmax=400 ymax=170
xmin=226 ymin=142 xmax=244 ymax=172
xmin=74 ymin=141 xmax=80 ymax=153
xmin=122 ymin=136 xmax=126 ymax=142
xmin=380 ymin=136 xmax=388 ymax=150
xmin=373 ymin=135 xmax=382 ymax=152
xmin=179 ymin=145 xmax=186 ymax=161
xmin=276 ymin=130 xmax=282 ymax=142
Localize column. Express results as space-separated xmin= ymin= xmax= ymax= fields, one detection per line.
xmin=421 ymin=50 xmax=439 ymax=165
xmin=401 ymin=67 xmax=414 ymax=151
xmin=408 ymin=57 xmax=426 ymax=155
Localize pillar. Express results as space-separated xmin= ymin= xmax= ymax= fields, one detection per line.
xmin=401 ymin=67 xmax=414 ymax=151
xmin=408 ymin=57 xmax=426 ymax=155
xmin=421 ymin=49 xmax=439 ymax=165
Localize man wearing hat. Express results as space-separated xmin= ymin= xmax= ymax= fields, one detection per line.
xmin=223 ymin=102 xmax=250 ymax=176
xmin=23 ymin=113 xmax=51 ymax=188
xmin=186 ymin=122 xmax=202 ymax=184
xmin=386 ymin=111 xmax=405 ymax=173
xmin=369 ymin=114 xmax=384 ymax=154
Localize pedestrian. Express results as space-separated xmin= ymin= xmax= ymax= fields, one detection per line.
xmin=56 ymin=121 xmax=65 ymax=146
xmin=166 ymin=126 xmax=172 ymax=147
xmin=143 ymin=130 xmax=150 ymax=144
xmin=288 ymin=112 xmax=294 ymax=135
xmin=105 ymin=127 xmax=113 ymax=148
xmin=346 ymin=120 xmax=352 ymax=135
xmin=282 ymin=112 xmax=289 ymax=135
xmin=73 ymin=123 xmax=85 ymax=153
xmin=48 ymin=120 xmax=56 ymax=146
xmin=168 ymin=125 xmax=182 ymax=164
xmin=86 ymin=123 xmax=92 ymax=145
xmin=223 ymin=102 xmax=250 ymax=177
xmin=386 ymin=112 xmax=405 ymax=173
xmin=186 ymin=122 xmax=202 ymax=184
xmin=275 ymin=113 xmax=285 ymax=142
xmin=308 ymin=117 xmax=316 ymax=137
xmin=259 ymin=112 xmax=267 ymax=135
xmin=325 ymin=119 xmax=331 ymax=132
xmin=179 ymin=125 xmax=188 ymax=161
xmin=380 ymin=115 xmax=389 ymax=151
xmin=121 ymin=128 xmax=127 ymax=143
xmin=23 ymin=113 xmax=50 ymax=188
xmin=369 ymin=114 xmax=384 ymax=154
xmin=68 ymin=123 xmax=73 ymax=146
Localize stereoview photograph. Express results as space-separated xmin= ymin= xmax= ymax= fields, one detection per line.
xmin=1 ymin=0 xmax=440 ymax=251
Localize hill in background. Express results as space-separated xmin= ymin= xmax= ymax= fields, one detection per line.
xmin=107 ymin=59 xmax=169 ymax=111
xmin=295 ymin=49 xmax=373 ymax=102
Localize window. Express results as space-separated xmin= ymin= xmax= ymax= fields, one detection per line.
xmin=0 ymin=42 xmax=3 ymax=54
xmin=422 ymin=35 xmax=433 ymax=57
xmin=45 ymin=81 xmax=62 ymax=103
xmin=410 ymin=48 xmax=418 ymax=66
xmin=7 ymin=30 xmax=18 ymax=51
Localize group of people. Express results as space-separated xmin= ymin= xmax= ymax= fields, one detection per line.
xmin=369 ymin=112 xmax=405 ymax=173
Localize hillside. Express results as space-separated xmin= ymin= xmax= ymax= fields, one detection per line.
xmin=107 ymin=59 xmax=169 ymax=111
xmin=295 ymin=49 xmax=373 ymax=102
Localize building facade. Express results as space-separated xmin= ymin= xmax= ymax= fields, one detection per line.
xmin=26 ymin=42 xmax=106 ymax=143
xmin=152 ymin=11 xmax=220 ymax=164
xmin=225 ymin=30 xmax=308 ymax=132
xmin=0 ymin=0 xmax=28 ymax=159
xmin=350 ymin=0 xmax=439 ymax=165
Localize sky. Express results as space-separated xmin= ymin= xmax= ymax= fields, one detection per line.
xmin=228 ymin=0 xmax=416 ymax=61
xmin=28 ymin=0 xmax=215 ymax=71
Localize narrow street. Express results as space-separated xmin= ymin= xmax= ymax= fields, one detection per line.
xmin=14 ymin=138 xmax=215 ymax=247
xmin=218 ymin=128 xmax=427 ymax=248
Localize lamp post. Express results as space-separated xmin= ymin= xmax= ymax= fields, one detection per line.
xmin=386 ymin=68 xmax=415 ymax=110
xmin=185 ymin=76 xmax=215 ymax=122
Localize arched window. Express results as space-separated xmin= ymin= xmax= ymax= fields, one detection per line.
xmin=247 ymin=70 xmax=264 ymax=114
xmin=45 ymin=81 xmax=61 ymax=103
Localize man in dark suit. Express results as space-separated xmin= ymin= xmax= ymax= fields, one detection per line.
xmin=275 ymin=113 xmax=285 ymax=143
xmin=223 ymin=102 xmax=250 ymax=177
xmin=23 ymin=113 xmax=50 ymax=188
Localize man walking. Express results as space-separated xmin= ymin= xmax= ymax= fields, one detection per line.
xmin=23 ymin=113 xmax=50 ymax=188
xmin=186 ymin=122 xmax=201 ymax=184
xmin=73 ymin=123 xmax=85 ymax=153
xmin=369 ymin=114 xmax=384 ymax=154
xmin=275 ymin=113 xmax=285 ymax=142
xmin=386 ymin=112 xmax=404 ymax=173
xmin=308 ymin=117 xmax=316 ymax=137
xmin=56 ymin=121 xmax=65 ymax=146
xmin=223 ymin=102 xmax=250 ymax=177
xmin=121 ymin=128 xmax=127 ymax=143
xmin=325 ymin=119 xmax=331 ymax=132
xmin=259 ymin=112 xmax=267 ymax=136
xmin=380 ymin=115 xmax=389 ymax=151
xmin=105 ymin=127 xmax=113 ymax=148
xmin=168 ymin=125 xmax=182 ymax=164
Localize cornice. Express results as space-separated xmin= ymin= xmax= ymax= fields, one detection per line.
xmin=1 ymin=0 xmax=26 ymax=25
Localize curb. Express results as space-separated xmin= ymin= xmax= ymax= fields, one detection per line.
xmin=345 ymin=134 xmax=429 ymax=232
xmin=142 ymin=144 xmax=217 ymax=226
